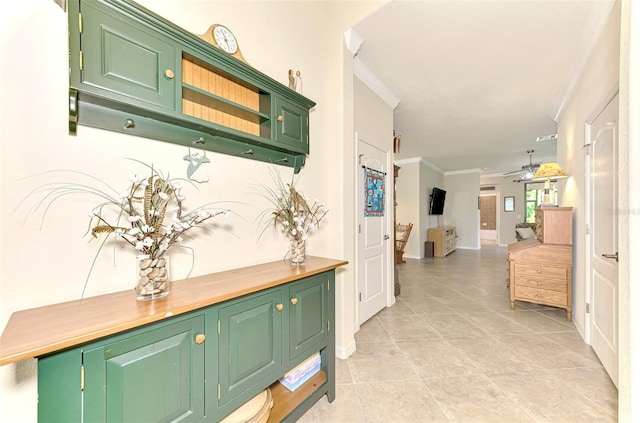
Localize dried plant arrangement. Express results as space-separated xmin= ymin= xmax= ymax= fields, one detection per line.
xmin=19 ymin=161 xmax=231 ymax=298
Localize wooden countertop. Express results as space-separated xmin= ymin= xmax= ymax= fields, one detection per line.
xmin=0 ymin=256 xmax=348 ymax=366
xmin=507 ymin=238 xmax=540 ymax=252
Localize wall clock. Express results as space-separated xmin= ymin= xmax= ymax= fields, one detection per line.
xmin=197 ymin=24 xmax=248 ymax=64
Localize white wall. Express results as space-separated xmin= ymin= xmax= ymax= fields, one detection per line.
xmin=394 ymin=159 xmax=420 ymax=256
xmin=556 ymin=0 xmax=620 ymax=342
xmin=444 ymin=171 xmax=481 ymax=250
xmin=555 ymin=0 xmax=640 ymax=418
xmin=394 ymin=158 xmax=445 ymax=259
xmin=0 ymin=1 xmax=389 ymax=421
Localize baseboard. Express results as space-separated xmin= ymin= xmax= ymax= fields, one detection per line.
xmin=335 ymin=339 xmax=356 ymax=359
xmin=456 ymin=246 xmax=481 ymax=250
xmin=403 ymin=254 xmax=421 ymax=260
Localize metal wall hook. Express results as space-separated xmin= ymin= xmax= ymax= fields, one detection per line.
xmin=241 ymin=149 xmax=254 ymax=155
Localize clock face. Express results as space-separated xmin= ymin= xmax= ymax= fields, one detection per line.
xmin=212 ymin=25 xmax=238 ymax=54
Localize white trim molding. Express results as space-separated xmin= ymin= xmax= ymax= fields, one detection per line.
xmin=445 ymin=168 xmax=482 ymax=176
xmin=394 ymin=157 xmax=444 ymax=174
xmin=353 ymin=57 xmax=400 ymax=110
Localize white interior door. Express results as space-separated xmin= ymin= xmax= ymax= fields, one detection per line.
xmin=357 ymin=135 xmax=390 ymax=325
xmin=587 ymin=93 xmax=619 ymax=387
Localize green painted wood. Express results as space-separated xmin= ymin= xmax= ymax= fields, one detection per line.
xmin=80 ymin=0 xmax=177 ymax=111
xmin=77 ymin=101 xmax=307 ymax=172
xmin=68 ymin=0 xmax=315 ymax=172
xmin=288 ymin=274 xmax=328 ymax=362
xmin=38 ymin=349 xmax=82 ymax=422
xmin=36 ymin=270 xmax=337 ymax=422
xmin=218 ymin=289 xmax=283 ymax=405
xmin=274 ymin=96 xmax=309 ymax=154
xmin=83 ymin=315 xmax=205 ymax=422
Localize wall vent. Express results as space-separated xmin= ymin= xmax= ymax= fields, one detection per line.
xmin=480 ymin=186 xmax=496 ymax=191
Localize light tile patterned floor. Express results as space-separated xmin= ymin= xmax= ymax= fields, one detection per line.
xmin=299 ymin=245 xmax=618 ymax=422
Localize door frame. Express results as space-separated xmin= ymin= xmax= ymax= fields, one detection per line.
xmin=354 ymin=131 xmax=395 ymax=333
xmin=583 ymin=84 xmax=619 ymax=347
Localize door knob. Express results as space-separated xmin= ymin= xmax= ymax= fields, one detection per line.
xmin=601 ymin=252 xmax=619 ymax=262
xmin=383 ymin=235 xmax=390 ymax=240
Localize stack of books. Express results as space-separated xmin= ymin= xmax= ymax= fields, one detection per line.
xmin=278 ymin=352 xmax=321 ymax=392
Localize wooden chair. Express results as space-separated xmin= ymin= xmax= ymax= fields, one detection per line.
xmin=395 ymin=223 xmax=413 ymax=264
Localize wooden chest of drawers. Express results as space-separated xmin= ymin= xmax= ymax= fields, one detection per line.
xmin=428 ymin=226 xmax=456 ymax=258
xmin=508 ymin=240 xmax=573 ymax=321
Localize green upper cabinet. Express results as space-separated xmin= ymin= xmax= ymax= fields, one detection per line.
xmin=76 ymin=0 xmax=178 ymax=112
xmin=68 ymin=0 xmax=315 ymax=172
xmin=274 ymin=96 xmax=309 ymax=154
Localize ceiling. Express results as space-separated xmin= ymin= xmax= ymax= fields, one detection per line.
xmin=352 ymin=0 xmax=613 ymax=178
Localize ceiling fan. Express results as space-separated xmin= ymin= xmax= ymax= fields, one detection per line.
xmin=503 ymin=149 xmax=541 ymax=180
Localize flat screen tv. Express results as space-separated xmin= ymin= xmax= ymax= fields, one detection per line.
xmin=429 ymin=187 xmax=446 ymax=215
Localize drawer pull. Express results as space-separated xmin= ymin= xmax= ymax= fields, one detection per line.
xmin=291 ymin=298 xmax=298 ymax=305
xmin=164 ymin=69 xmax=175 ymax=79
xmin=277 ymin=115 xmax=284 ymax=122
xmin=195 ymin=334 xmax=206 ymax=344
xmin=276 ymin=303 xmax=284 ymax=312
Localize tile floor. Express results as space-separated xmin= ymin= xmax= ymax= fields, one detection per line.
xmin=299 ymin=245 xmax=618 ymax=422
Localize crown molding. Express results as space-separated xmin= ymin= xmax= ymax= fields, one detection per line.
xmin=344 ymin=28 xmax=363 ymax=58
xmin=445 ymin=168 xmax=482 ymax=176
xmin=551 ymin=0 xmax=616 ymax=121
xmin=394 ymin=157 xmax=444 ymax=174
xmin=353 ymin=57 xmax=400 ymax=109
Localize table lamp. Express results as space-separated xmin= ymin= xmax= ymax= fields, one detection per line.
xmin=533 ymin=162 xmax=568 ymax=206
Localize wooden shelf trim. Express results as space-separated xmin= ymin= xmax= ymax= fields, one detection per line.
xmin=268 ymin=371 xmax=327 ymax=422
xmin=0 ymin=256 xmax=347 ymax=366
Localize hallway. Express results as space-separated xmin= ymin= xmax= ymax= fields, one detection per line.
xmin=300 ymin=246 xmax=618 ymax=422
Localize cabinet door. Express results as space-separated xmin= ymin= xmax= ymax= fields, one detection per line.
xmin=218 ymin=289 xmax=283 ymax=404
xmin=82 ymin=315 xmax=205 ymax=422
xmin=273 ymin=96 xmax=309 ymax=154
xmin=79 ymin=0 xmax=177 ymax=111
xmin=288 ymin=274 xmax=328 ymax=362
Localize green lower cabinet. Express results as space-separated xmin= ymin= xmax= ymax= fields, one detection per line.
xmin=82 ymin=315 xmax=206 ymax=422
xmin=217 ymin=289 xmax=283 ymax=406
xmin=288 ymin=274 xmax=328 ymax=362
xmin=36 ymin=270 xmax=336 ymax=422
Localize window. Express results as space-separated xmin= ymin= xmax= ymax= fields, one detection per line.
xmin=524 ymin=182 xmax=546 ymax=222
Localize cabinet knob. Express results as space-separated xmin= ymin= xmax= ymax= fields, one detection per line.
xmin=537 ymin=281 xmax=542 ymax=286
xmin=164 ymin=69 xmax=175 ymax=79
xmin=195 ymin=334 xmax=206 ymax=344
xmin=277 ymin=115 xmax=283 ymax=122
xmin=276 ymin=303 xmax=284 ymax=312
xmin=291 ymin=298 xmax=298 ymax=305
xmin=537 ymin=270 xmax=542 ymax=274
